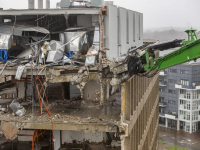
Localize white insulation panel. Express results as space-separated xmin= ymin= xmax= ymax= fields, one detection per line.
xmin=104 ymin=4 xmax=143 ymax=58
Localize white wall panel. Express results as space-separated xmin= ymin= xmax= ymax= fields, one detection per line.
xmin=104 ymin=4 xmax=118 ymax=59
xmin=118 ymin=7 xmax=127 ymax=56
xmin=139 ymin=13 xmax=143 ymax=45
xmin=104 ymin=4 xmax=143 ymax=58
xmin=127 ymin=10 xmax=133 ymax=48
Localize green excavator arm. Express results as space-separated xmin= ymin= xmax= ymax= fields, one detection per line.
xmin=127 ymin=29 xmax=200 ymax=77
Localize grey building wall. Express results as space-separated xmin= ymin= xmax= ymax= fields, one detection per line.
xmin=159 ymin=50 xmax=200 ymax=115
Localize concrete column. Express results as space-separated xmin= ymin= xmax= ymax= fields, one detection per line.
xmin=189 ymin=122 xmax=192 ymax=133
xmin=177 ymin=120 xmax=180 ymax=130
xmin=107 ymin=81 xmax=110 ymax=100
xmin=190 ymin=97 xmax=192 ymax=133
xmin=54 ymin=130 xmax=61 ymax=150
xmin=0 ymin=16 xmax=2 ymax=24
xmin=165 ymin=118 xmax=168 ymax=128
xmin=18 ymin=82 xmax=25 ymax=98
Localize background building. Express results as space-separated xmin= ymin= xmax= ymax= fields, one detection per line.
xmin=159 ymin=50 xmax=200 ymax=133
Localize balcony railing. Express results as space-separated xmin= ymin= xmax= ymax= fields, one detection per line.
xmin=159 ymin=81 xmax=167 ymax=86
xmin=159 ymin=71 xmax=167 ymax=76
xmin=159 ymin=102 xmax=167 ymax=107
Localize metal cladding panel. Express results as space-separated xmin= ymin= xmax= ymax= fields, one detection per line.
xmin=139 ymin=13 xmax=144 ymax=45
xmin=127 ymin=10 xmax=133 ymax=48
xmin=28 ymin=0 xmax=35 ymax=9
xmin=132 ymin=12 xmax=143 ymax=47
xmin=105 ymin=5 xmax=118 ymax=59
xmin=135 ymin=12 xmax=140 ymax=46
xmin=46 ymin=0 xmax=50 ymax=9
xmin=38 ymin=0 xmax=43 ymax=9
xmin=118 ymin=7 xmax=127 ymax=56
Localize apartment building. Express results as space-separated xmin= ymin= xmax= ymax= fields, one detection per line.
xmin=159 ymin=50 xmax=200 ymax=133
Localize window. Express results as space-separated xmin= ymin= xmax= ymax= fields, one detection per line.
xmin=169 ymin=69 xmax=177 ymax=73
xmin=181 ymin=70 xmax=189 ymax=74
xmin=168 ymin=100 xmax=176 ymax=104
xmin=192 ymin=101 xmax=198 ymax=110
xmin=186 ymin=92 xmax=191 ymax=99
xmin=192 ymin=112 xmax=198 ymax=121
xmin=181 ymin=79 xmax=189 ymax=86
xmin=168 ymin=90 xmax=177 ymax=94
xmin=195 ymin=70 xmax=200 ymax=74
xmin=195 ymin=81 xmax=200 ymax=85
xmin=159 ymin=88 xmax=165 ymax=92
xmin=180 ymin=89 xmax=186 ymax=94
xmin=159 ymin=97 xmax=164 ymax=102
xmin=168 ymin=79 xmax=176 ymax=83
xmin=180 ymin=99 xmax=184 ymax=105
xmin=192 ymin=91 xmax=199 ymax=99
xmin=186 ymin=101 xmax=191 ymax=110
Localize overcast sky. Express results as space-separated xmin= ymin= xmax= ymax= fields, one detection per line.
xmin=0 ymin=0 xmax=200 ymax=30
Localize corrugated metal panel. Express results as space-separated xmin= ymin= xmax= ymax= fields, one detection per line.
xmin=127 ymin=10 xmax=133 ymax=49
xmin=104 ymin=4 xmax=118 ymax=59
xmin=139 ymin=13 xmax=143 ymax=45
xmin=46 ymin=0 xmax=50 ymax=9
xmin=118 ymin=7 xmax=127 ymax=56
xmin=28 ymin=0 xmax=35 ymax=9
xmin=38 ymin=0 xmax=43 ymax=9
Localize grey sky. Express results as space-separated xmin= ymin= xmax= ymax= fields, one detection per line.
xmin=0 ymin=0 xmax=200 ymax=30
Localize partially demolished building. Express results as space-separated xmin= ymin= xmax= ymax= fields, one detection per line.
xmin=0 ymin=0 xmax=159 ymax=150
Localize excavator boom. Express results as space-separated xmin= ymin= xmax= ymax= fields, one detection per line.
xmin=127 ymin=29 xmax=200 ymax=77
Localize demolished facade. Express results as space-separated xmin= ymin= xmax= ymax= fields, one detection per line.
xmin=0 ymin=1 xmax=159 ymax=150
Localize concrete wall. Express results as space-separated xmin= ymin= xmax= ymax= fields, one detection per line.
xmin=62 ymin=130 xmax=104 ymax=144
xmin=121 ymin=73 xmax=159 ymax=150
xmin=83 ymin=81 xmax=100 ymax=101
